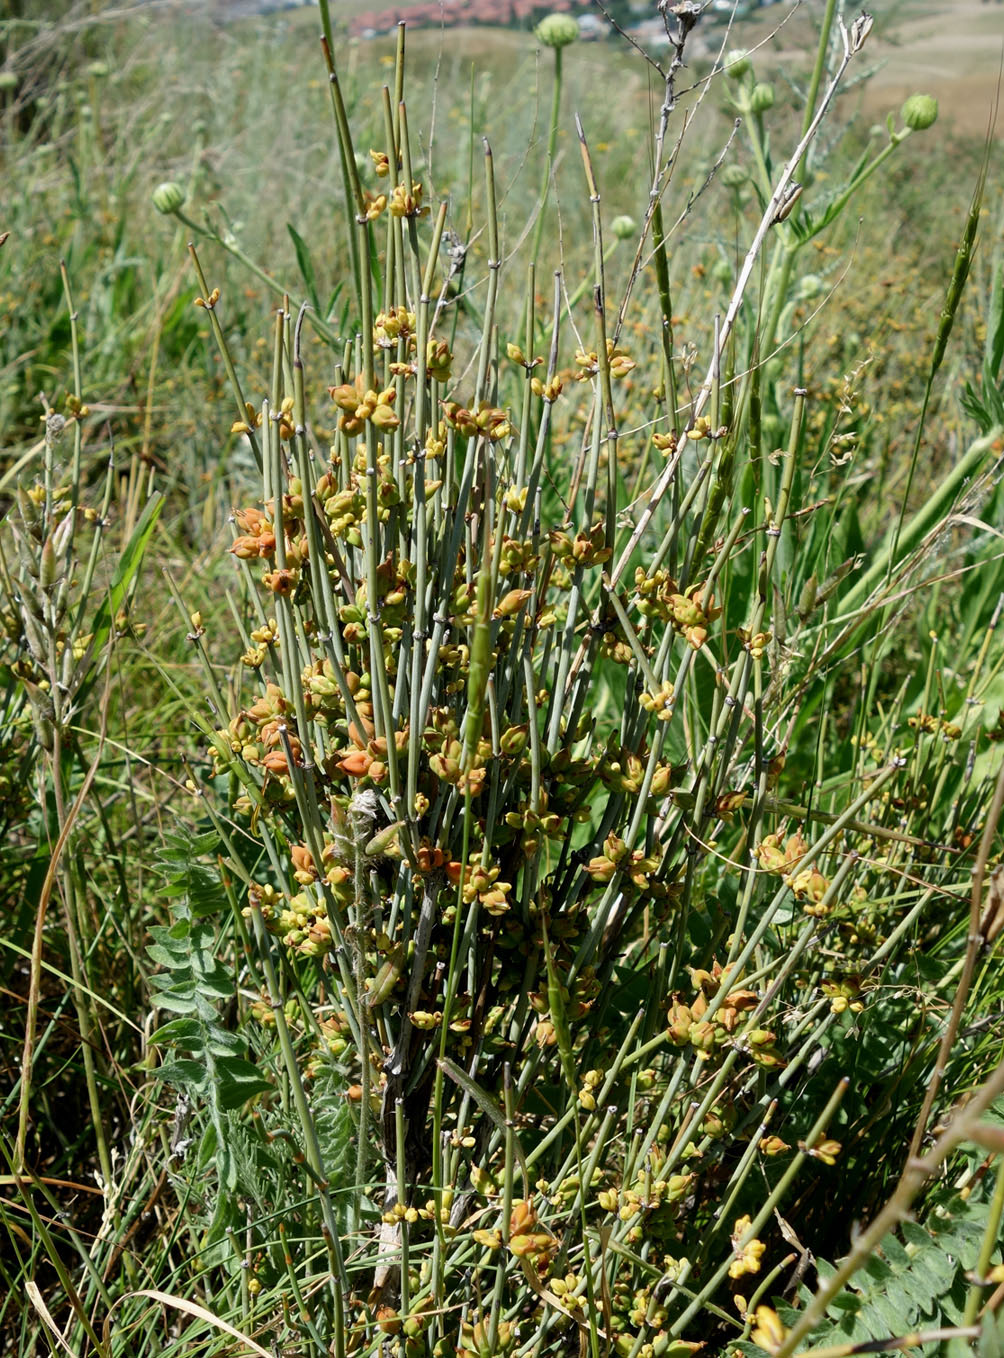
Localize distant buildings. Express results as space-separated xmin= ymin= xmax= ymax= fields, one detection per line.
xmin=346 ymin=0 xmax=783 ymax=43
xmin=349 ymin=0 xmax=574 ymax=41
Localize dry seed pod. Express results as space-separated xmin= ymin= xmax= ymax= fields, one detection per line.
xmin=849 ymin=11 xmax=874 ymax=53
xmin=19 ymin=606 xmax=48 ymax=662
xmin=16 ymin=488 xmax=43 ymax=539
xmin=39 ymin=534 xmax=59 ymax=591
xmin=16 ymin=572 xmax=46 ymax=622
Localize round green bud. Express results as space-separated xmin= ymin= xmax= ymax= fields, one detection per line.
xmin=797 ymin=273 xmax=824 ymax=301
xmin=901 ymin=93 xmax=938 ymax=131
xmin=711 ymin=257 xmax=732 ymax=285
xmin=721 ymin=163 xmax=748 ymax=190
xmin=0 ymin=71 xmax=18 ymax=92
xmin=152 ymin=181 xmax=185 ymax=215
xmin=535 ymin=13 xmax=579 ymax=48
xmin=724 ymin=49 xmax=752 ymax=80
xmin=610 ymin=214 xmax=637 ymax=240
xmin=750 ymin=82 xmax=775 ymax=114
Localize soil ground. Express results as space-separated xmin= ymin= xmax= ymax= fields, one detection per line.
xmin=742 ymin=0 xmax=1003 ymax=138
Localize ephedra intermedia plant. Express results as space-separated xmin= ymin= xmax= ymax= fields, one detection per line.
xmin=136 ymin=4 xmax=1004 ymax=1357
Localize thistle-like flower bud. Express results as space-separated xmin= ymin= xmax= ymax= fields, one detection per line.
xmin=724 ymin=49 xmax=751 ymax=80
xmin=721 ymin=163 xmax=748 ymax=190
xmin=152 ymin=181 xmax=185 ymax=215
xmin=901 ymin=93 xmax=938 ymax=131
xmin=750 ymin=82 xmax=775 ymax=114
xmin=797 ymin=273 xmax=824 ymax=301
xmin=535 ymin=13 xmax=578 ymax=48
xmin=610 ymin=214 xmax=636 ymax=240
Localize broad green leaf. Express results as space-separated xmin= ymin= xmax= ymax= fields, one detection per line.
xmin=155 ymin=1058 xmax=210 ymax=1090
xmin=152 ymin=990 xmax=201 ymax=1014
xmin=149 ymin=1018 xmax=203 ymax=1047
xmin=148 ymin=943 xmax=193 ymax=970
xmin=215 ymin=1056 xmax=271 ymax=1110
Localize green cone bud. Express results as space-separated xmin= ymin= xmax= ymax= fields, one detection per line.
xmin=797 ymin=273 xmax=824 ymax=301
xmin=535 ymin=13 xmax=578 ymax=48
xmin=724 ymin=49 xmax=751 ymax=80
xmin=901 ymin=94 xmax=938 ymax=131
xmin=610 ymin=214 xmax=636 ymax=240
xmin=750 ymin=82 xmax=775 ymax=114
xmin=721 ymin=164 xmax=748 ymax=190
xmin=152 ymin=181 xmax=185 ymax=215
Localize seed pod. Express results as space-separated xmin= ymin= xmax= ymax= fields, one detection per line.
xmin=39 ymin=533 xmax=59 ymax=591
xmin=17 ymin=571 xmax=45 ymax=621
xmin=16 ymin=487 xmax=42 ymax=538
xmin=771 ymin=182 xmax=802 ymax=224
xmin=849 ymin=11 xmax=874 ymax=51
xmin=367 ymin=944 xmax=405 ymax=1008
xmin=20 ymin=606 xmax=47 ymax=662
xmin=798 ymin=573 xmax=818 ymax=618
xmin=365 ymin=820 xmax=402 ymax=858
xmin=34 ymin=712 xmax=55 ymax=753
